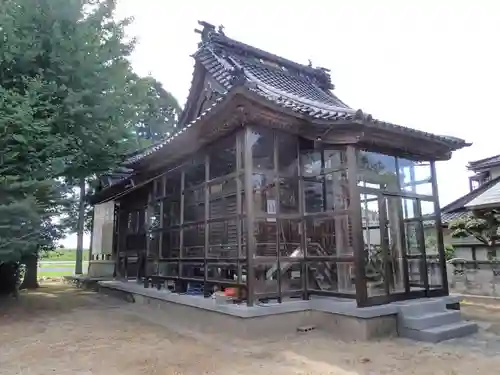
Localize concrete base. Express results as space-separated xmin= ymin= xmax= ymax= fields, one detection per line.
xmin=96 ymin=280 xmax=463 ymax=341
xmin=63 ymin=275 xmax=112 ymax=291
xmin=88 ymin=260 xmax=114 ymax=278
xmin=99 ymin=284 xmax=395 ymax=340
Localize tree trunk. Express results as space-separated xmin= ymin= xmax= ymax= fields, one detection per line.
xmin=20 ymin=253 xmax=39 ymax=289
xmin=75 ymin=178 xmax=86 ymax=275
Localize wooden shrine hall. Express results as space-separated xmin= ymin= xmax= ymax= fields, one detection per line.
xmin=89 ymin=21 xmax=470 ymax=309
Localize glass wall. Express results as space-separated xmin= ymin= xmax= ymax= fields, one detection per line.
xmin=117 ymin=125 xmax=446 ymax=307
xmin=245 ymin=127 xmax=356 ymax=303
xmin=357 ymin=150 xmax=445 ymax=305
xmin=140 ymin=131 xmax=245 ymax=296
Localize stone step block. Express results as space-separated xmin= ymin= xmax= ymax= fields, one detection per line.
xmin=401 ymin=310 xmax=461 ymax=330
xmin=400 ymin=321 xmax=478 ymax=343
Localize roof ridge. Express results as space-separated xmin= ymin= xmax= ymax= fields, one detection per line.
xmin=194 ymin=20 xmax=332 ymax=89
xmin=441 ymin=175 xmax=500 ymax=213
xmin=468 ymin=153 xmax=500 ymax=167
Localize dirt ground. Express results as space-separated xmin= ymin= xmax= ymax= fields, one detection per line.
xmin=1 ymin=283 xmax=500 ymax=375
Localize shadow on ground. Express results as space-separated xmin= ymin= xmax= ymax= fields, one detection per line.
xmin=0 ymin=282 xmax=98 ymax=324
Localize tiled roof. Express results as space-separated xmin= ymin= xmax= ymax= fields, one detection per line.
xmin=468 ymin=154 xmax=500 ymax=171
xmin=98 ymin=21 xmax=471 ymax=190
xmin=193 ymin=26 xmax=469 ymax=147
xmin=465 ymin=179 xmax=500 ymax=209
xmin=441 ymin=176 xmax=500 ymax=214
xmin=441 ymin=211 xmax=469 ymax=225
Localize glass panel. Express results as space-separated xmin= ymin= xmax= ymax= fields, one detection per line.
xmin=128 ymin=211 xmax=138 ymax=233
xmin=252 ymin=173 xmax=276 ymax=216
xmin=402 ymin=198 xmax=418 ymax=220
xmin=149 ymin=232 xmax=160 ymax=258
xmin=209 ymin=134 xmax=236 ymax=179
xmin=161 ymin=230 xmax=180 ymax=258
xmin=138 ymin=210 xmax=146 ymax=232
xmin=207 ymin=263 xmax=238 ymax=282
xmin=301 ymin=150 xmax=322 ymax=176
xmin=323 ymin=149 xmax=346 ymax=173
xmin=424 ymin=226 xmax=444 ymax=288
xmin=307 ymin=261 xmax=355 ymax=293
xmin=407 ymin=258 xmax=426 ymax=288
xmin=250 ymin=127 xmax=274 ymax=173
xmin=184 ymin=187 xmax=205 ymax=223
xmin=165 ymin=170 xmax=181 ymax=197
xmin=279 ymin=219 xmax=302 ymax=257
xmin=327 ymin=171 xmax=350 ymax=210
xmin=361 ymin=195 xmax=384 ymax=296
xmin=146 ymin=261 xmax=157 ymax=276
xmin=304 ymin=176 xmax=326 ymax=213
xmin=280 ymin=262 xmax=302 ymax=292
xmin=208 ymin=220 xmax=238 ymax=259
xmin=420 ymin=200 xmax=435 ymax=217
xmin=300 ymin=148 xmax=346 ymax=177
xmin=405 ymin=222 xmax=423 ymax=255
xmin=304 ymin=171 xmax=349 ymax=213
xmin=278 ymin=132 xmax=298 ymax=177
xmin=337 ymin=262 xmax=356 ymax=294
xmin=278 ymin=177 xmax=299 ymax=214
xmin=307 ymin=261 xmax=336 ymax=291
xmin=253 ymin=263 xmax=279 ymax=294
xmin=384 ymin=196 xmax=405 ymax=293
xmin=398 ymin=159 xmax=433 ymax=196
xmin=183 ymin=224 xmax=205 ymax=258
xmin=154 ymin=176 xmax=165 ymax=198
xmin=209 ymin=179 xmax=238 ymax=219
xmin=163 ymin=199 xmax=180 ymax=227
xmin=158 ymin=262 xmax=179 ymax=277
xmin=184 ymin=156 xmax=206 ymax=188
xmin=360 ymin=193 xmax=380 ymax=248
xmin=358 ymin=151 xmax=398 ymax=191
xmin=305 ymin=215 xmax=352 ymax=256
xmin=149 ymin=202 xmax=162 ymax=230
xmin=254 ymin=220 xmax=278 ymax=257
xmin=180 ymin=262 xmax=204 ymax=279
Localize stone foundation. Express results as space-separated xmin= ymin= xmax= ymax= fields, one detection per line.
xmin=97 ymin=281 xmax=462 ymax=341
xmin=88 ymin=260 xmax=114 ymax=278
xmin=98 ymin=281 xmax=403 ymax=340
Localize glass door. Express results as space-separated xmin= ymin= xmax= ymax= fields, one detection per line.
xmin=361 ymin=190 xmax=432 ymax=302
xmin=402 ymin=198 xmax=430 ymax=294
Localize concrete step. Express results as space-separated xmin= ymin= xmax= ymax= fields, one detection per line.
xmin=400 ymin=321 xmax=478 ymax=343
xmin=396 ymin=299 xmax=447 ymax=316
xmin=401 ymin=310 xmax=462 ymax=330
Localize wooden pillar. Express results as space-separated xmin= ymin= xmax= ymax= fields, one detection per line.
xmin=346 ymin=146 xmax=367 ymax=306
xmin=431 ymin=161 xmax=449 ymax=294
xmin=244 ymin=127 xmax=256 ymax=306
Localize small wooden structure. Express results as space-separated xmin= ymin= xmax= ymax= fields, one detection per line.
xmin=90 ymin=21 xmax=470 ymax=307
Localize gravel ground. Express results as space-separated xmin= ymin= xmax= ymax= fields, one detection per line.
xmin=1 ymin=283 xmax=500 ymax=375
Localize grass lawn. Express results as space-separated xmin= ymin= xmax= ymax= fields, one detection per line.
xmin=42 ymin=249 xmax=90 ymax=262
xmin=38 ymin=261 xmax=88 ymax=269
xmin=38 ymin=269 xmax=74 ymax=277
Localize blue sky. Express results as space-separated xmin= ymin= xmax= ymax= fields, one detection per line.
xmin=60 ymin=0 xmax=500 ymax=247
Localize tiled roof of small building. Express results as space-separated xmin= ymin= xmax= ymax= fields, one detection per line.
xmin=465 ymin=179 xmax=500 ymax=209
xmin=437 ymin=175 xmax=500 ymax=227
xmin=467 ymin=154 xmax=500 ymax=171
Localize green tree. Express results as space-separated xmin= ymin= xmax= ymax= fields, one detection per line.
xmin=130 ymin=74 xmax=181 ymax=144
xmin=0 ymin=80 xmax=68 ymax=288
xmin=0 ymin=0 xmax=180 ymax=279
xmin=449 ymin=209 xmax=500 ymax=259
